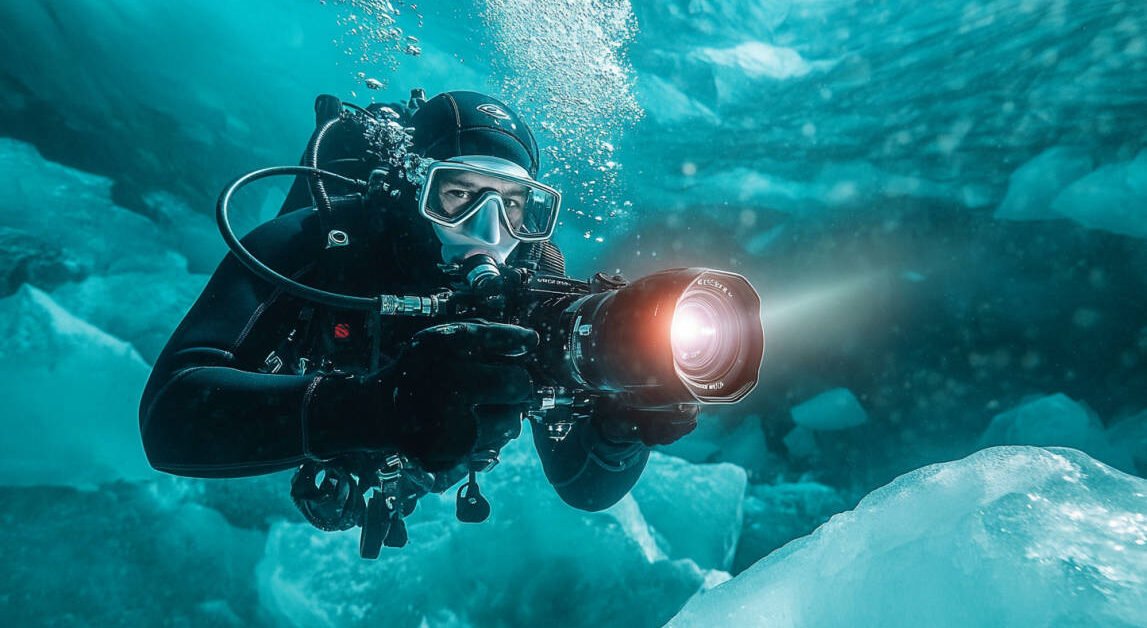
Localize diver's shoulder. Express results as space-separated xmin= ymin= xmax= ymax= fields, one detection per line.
xmin=238 ymin=207 xmax=323 ymax=270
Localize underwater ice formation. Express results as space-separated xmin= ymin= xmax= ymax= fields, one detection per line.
xmin=0 ymin=481 xmax=266 ymax=625
xmin=733 ymin=480 xmax=847 ymax=574
xmin=624 ymin=0 xmax=1147 ymax=222
xmin=672 ymin=447 xmax=1147 ymax=627
xmin=0 ymin=286 xmax=156 ymax=486
xmin=256 ymin=437 xmax=733 ymax=628
xmin=978 ymin=393 xmax=1134 ymax=473
xmin=994 ymin=146 xmax=1095 ymax=222
xmin=790 ymin=388 xmax=869 ymax=431
xmin=0 ymin=138 xmax=207 ymax=361
xmin=1051 ymin=150 xmax=1147 ymax=239
xmin=631 ymin=454 xmax=747 ymax=571
xmin=0 ymin=0 xmax=1145 ymax=624
xmin=996 ymin=147 xmax=1147 ymax=239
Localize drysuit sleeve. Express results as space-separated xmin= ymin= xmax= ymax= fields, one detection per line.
xmin=531 ymin=420 xmax=650 ymax=511
xmin=138 ymin=210 xmax=383 ymax=478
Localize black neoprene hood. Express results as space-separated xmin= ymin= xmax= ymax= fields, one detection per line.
xmin=410 ymin=91 xmax=541 ymax=177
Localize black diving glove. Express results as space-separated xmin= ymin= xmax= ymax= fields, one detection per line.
xmin=591 ymin=397 xmax=700 ymax=447
xmin=306 ymin=322 xmax=537 ymax=469
xmin=390 ymin=321 xmax=537 ymax=471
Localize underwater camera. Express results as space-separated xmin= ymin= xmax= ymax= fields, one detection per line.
xmin=218 ymin=164 xmax=764 ymax=414
xmin=445 ymin=260 xmax=764 ymax=410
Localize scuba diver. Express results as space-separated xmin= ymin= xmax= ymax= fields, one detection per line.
xmin=138 ymin=90 xmax=703 ymax=555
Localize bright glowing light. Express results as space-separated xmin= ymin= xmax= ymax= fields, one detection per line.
xmin=762 ymin=270 xmax=889 ymax=343
xmin=672 ymin=311 xmax=716 ymax=342
xmin=671 ymin=308 xmax=717 ymax=358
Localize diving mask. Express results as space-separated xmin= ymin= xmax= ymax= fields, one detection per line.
xmin=418 ymin=156 xmax=562 ymax=245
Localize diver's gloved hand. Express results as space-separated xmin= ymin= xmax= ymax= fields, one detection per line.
xmin=305 ymin=322 xmax=536 ymax=466
xmin=390 ymin=321 xmax=537 ymax=471
xmin=591 ymin=397 xmax=700 ymax=447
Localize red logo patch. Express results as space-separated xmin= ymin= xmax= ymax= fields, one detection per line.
xmin=333 ymin=323 xmax=351 ymax=339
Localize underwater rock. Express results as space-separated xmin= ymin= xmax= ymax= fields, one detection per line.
xmin=671 ymin=447 xmax=1147 ymax=627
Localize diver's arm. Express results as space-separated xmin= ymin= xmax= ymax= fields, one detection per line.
xmin=138 ymin=210 xmax=386 ymax=478
xmin=524 ymin=242 xmax=652 ymax=510
xmin=531 ymin=420 xmax=650 ymax=512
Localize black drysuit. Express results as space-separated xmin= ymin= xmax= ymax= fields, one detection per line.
xmin=138 ymin=203 xmax=649 ymax=511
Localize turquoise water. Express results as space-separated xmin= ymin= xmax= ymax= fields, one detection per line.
xmin=2 ymin=1 xmax=1146 ymax=625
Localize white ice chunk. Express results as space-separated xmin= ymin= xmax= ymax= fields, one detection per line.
xmin=691 ymin=41 xmax=838 ymax=108
xmin=676 ymin=161 xmax=958 ymax=215
xmin=631 ymin=453 xmax=747 ymax=571
xmin=995 ymin=146 xmax=1093 ymax=221
xmin=671 ymin=447 xmax=1147 ymax=627
xmin=790 ymin=388 xmax=869 ymax=431
xmin=0 ymin=286 xmax=156 ymax=486
xmin=1051 ymin=150 xmax=1147 ymax=239
xmin=979 ymin=393 xmax=1132 ymax=472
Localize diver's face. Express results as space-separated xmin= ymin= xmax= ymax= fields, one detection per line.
xmin=434 ymin=171 xmax=527 ymax=226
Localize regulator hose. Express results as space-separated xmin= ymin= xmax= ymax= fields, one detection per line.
xmin=215 ymin=165 xmax=380 ymax=310
xmin=307 ymin=116 xmax=343 ymax=230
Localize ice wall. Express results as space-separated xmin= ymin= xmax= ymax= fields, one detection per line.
xmin=624 ymin=0 xmax=1147 ymax=222
xmin=0 ymin=138 xmax=207 ymax=485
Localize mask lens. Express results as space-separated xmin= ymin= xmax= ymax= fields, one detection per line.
xmin=421 ymin=163 xmax=560 ymax=240
xmin=424 ymin=170 xmax=482 ymax=223
xmin=511 ymin=188 xmax=559 ymax=238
